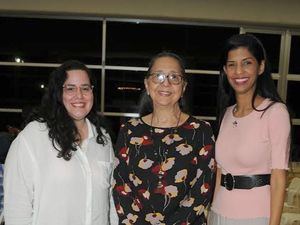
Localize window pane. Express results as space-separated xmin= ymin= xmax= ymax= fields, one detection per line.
xmin=0 ymin=66 xmax=52 ymax=108
xmin=287 ymin=81 xmax=300 ymax=118
xmin=247 ymin=32 xmax=281 ymax=73
xmin=0 ymin=17 xmax=102 ymax=64
xmin=0 ymin=112 xmax=22 ymax=131
xmin=107 ymin=21 xmax=239 ymax=69
xmin=105 ymin=115 xmax=133 ymax=143
xmin=289 ymin=35 xmax=300 ymax=74
xmin=105 ymin=70 xmax=145 ymax=113
xmin=291 ymin=125 xmax=300 ymax=162
xmin=186 ymin=74 xmax=218 ymax=116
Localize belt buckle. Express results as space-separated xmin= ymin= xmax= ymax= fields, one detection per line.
xmin=224 ymin=173 xmax=235 ymax=191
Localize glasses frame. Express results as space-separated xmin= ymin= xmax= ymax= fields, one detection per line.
xmin=149 ymin=72 xmax=185 ymax=85
xmin=62 ymin=84 xmax=94 ymax=96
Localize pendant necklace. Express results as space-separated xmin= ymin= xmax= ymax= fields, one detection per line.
xmin=150 ymin=111 xmax=181 ymax=188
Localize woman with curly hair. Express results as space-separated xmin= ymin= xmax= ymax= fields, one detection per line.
xmin=4 ymin=60 xmax=118 ymax=225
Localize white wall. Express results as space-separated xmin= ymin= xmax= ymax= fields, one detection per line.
xmin=1 ymin=0 xmax=300 ymax=27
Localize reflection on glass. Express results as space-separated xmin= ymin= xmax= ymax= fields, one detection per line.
xmin=0 ymin=17 xmax=102 ymax=64
xmin=106 ymin=21 xmax=239 ymax=69
xmin=105 ymin=70 xmax=145 ymax=113
xmin=247 ymin=32 xmax=281 ymax=73
xmin=0 ymin=112 xmax=22 ymax=131
xmin=289 ymin=35 xmax=300 ymax=74
xmin=291 ymin=125 xmax=300 ymax=162
xmin=287 ymin=81 xmax=300 ymax=118
xmin=0 ymin=66 xmax=53 ymax=108
xmin=186 ymin=74 xmax=218 ymax=116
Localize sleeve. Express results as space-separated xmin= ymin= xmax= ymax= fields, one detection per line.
xmin=112 ymin=124 xmax=142 ymax=223
xmin=268 ymin=103 xmax=291 ymax=170
xmin=109 ymin=137 xmax=119 ymax=225
xmin=4 ymin=134 xmax=35 ymax=225
xmin=166 ymin=122 xmax=216 ymax=224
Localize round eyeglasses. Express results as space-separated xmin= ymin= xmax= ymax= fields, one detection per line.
xmin=149 ymin=72 xmax=184 ymax=85
xmin=62 ymin=84 xmax=94 ymax=96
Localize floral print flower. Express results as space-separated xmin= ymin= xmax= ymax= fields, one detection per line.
xmin=130 ymin=137 xmax=144 ymax=145
xmin=129 ymin=118 xmax=142 ymax=126
xmin=165 ymin=185 xmax=178 ymax=198
xmin=175 ymin=169 xmax=188 ymax=183
xmin=199 ymin=144 xmax=213 ymax=157
xmin=145 ymin=212 xmax=165 ymax=225
xmin=200 ymin=183 xmax=210 ymax=194
xmin=116 ymin=203 xmax=124 ymax=215
xmin=115 ymin=183 xmax=132 ymax=196
xmin=138 ymin=189 xmax=150 ymax=199
xmin=180 ymin=195 xmax=195 ymax=207
xmin=176 ymin=143 xmax=193 ymax=155
xmin=131 ymin=198 xmax=142 ymax=212
xmin=162 ymin=133 xmax=183 ymax=145
xmin=122 ymin=213 xmax=138 ymax=225
xmin=138 ymin=158 xmax=154 ymax=169
xmin=154 ymin=128 xmax=165 ymax=133
xmin=190 ymin=169 xmax=203 ymax=187
xmin=193 ymin=204 xmax=205 ymax=215
xmin=129 ymin=173 xmax=142 ymax=186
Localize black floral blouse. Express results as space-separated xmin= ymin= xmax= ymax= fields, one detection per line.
xmin=113 ymin=116 xmax=215 ymax=225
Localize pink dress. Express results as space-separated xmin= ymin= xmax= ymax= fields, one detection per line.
xmin=211 ymin=99 xmax=290 ymax=221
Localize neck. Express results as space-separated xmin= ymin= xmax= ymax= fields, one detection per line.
xmin=74 ymin=119 xmax=88 ymax=141
xmin=234 ymin=94 xmax=265 ymax=115
xmin=151 ymin=105 xmax=181 ymax=127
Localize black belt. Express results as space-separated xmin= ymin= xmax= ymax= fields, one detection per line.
xmin=221 ymin=173 xmax=270 ymax=191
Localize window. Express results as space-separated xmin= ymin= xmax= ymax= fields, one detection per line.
xmin=0 ymin=17 xmax=102 ymax=64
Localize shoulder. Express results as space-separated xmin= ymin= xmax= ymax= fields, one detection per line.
xmin=187 ymin=116 xmax=214 ymax=133
xmin=19 ymin=121 xmax=48 ymax=139
xmin=265 ymin=101 xmax=289 ymax=118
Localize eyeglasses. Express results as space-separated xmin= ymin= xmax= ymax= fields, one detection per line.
xmin=62 ymin=84 xmax=94 ymax=96
xmin=149 ymin=72 xmax=184 ymax=85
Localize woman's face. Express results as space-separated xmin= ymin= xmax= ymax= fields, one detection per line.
xmin=144 ymin=56 xmax=186 ymax=110
xmin=62 ymin=69 xmax=94 ymax=123
xmin=224 ymin=47 xmax=265 ymax=97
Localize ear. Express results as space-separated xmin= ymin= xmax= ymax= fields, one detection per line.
xmin=223 ymin=65 xmax=227 ymax=75
xmin=181 ymin=82 xmax=187 ymax=96
xmin=258 ymin=60 xmax=265 ymax=75
xmin=144 ymin=79 xmax=149 ymax=95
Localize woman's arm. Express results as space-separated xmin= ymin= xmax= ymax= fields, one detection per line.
xmin=211 ymin=167 xmax=221 ymax=203
xmin=269 ymin=169 xmax=287 ymax=225
xmin=4 ymin=134 xmax=35 ymax=225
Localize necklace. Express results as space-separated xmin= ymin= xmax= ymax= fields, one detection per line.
xmin=150 ymin=111 xmax=182 ymax=189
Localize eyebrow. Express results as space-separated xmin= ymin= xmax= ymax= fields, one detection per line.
xmin=226 ymin=57 xmax=254 ymax=62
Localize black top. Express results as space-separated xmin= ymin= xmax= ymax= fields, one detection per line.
xmin=113 ymin=116 xmax=215 ymax=225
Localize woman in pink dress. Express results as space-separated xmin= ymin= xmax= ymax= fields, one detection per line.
xmin=210 ymin=34 xmax=291 ymax=225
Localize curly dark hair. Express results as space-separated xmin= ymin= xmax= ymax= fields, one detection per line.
xmin=139 ymin=51 xmax=189 ymax=117
xmin=216 ymin=34 xmax=284 ymax=135
xmin=26 ymin=60 xmax=108 ymax=160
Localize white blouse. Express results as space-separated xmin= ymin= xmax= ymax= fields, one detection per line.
xmin=4 ymin=119 xmax=118 ymax=225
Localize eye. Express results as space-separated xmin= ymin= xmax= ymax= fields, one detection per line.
xmin=243 ymin=60 xmax=252 ymax=66
xmin=156 ymin=73 xmax=165 ymax=82
xmin=81 ymin=86 xmax=91 ymax=92
xmin=226 ymin=62 xmax=235 ymax=68
xmin=65 ymin=85 xmax=76 ymax=91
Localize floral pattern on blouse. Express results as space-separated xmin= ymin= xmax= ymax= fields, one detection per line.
xmin=113 ymin=116 xmax=215 ymax=225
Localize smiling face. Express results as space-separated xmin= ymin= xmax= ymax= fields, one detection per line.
xmin=62 ymin=69 xmax=94 ymax=123
xmin=224 ymin=47 xmax=265 ymax=98
xmin=144 ymin=56 xmax=186 ymax=110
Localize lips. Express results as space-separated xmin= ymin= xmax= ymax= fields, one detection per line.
xmin=234 ymin=77 xmax=249 ymax=84
xmin=71 ymin=102 xmax=85 ymax=107
xmin=158 ymin=90 xmax=172 ymax=96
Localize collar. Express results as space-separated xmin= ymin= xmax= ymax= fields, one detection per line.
xmin=86 ymin=118 xmax=96 ymax=139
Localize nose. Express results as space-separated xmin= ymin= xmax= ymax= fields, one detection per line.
xmin=235 ymin=63 xmax=243 ymax=75
xmin=75 ymin=87 xmax=84 ymax=98
xmin=161 ymin=75 xmax=171 ymax=86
